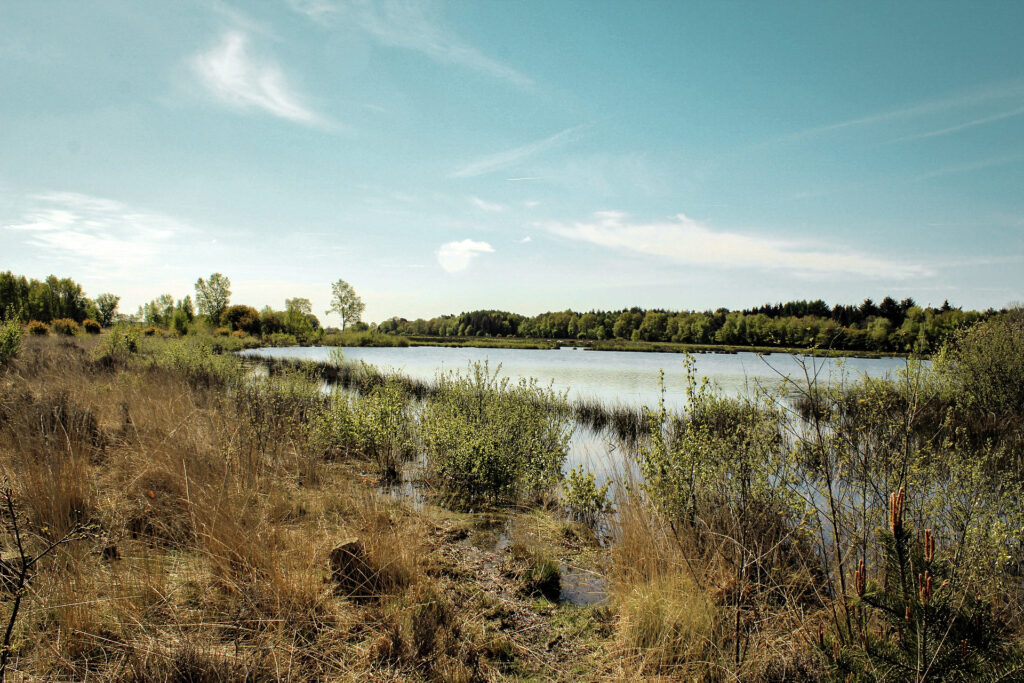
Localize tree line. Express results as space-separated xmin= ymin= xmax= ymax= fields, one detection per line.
xmin=0 ymin=270 xmax=366 ymax=343
xmin=376 ymin=298 xmax=999 ymax=353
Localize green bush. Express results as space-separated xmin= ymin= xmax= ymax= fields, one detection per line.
xmin=26 ymin=321 xmax=48 ymax=335
xmin=0 ymin=318 xmax=22 ymax=366
xmin=155 ymin=336 xmax=241 ymax=388
xmin=309 ymin=380 xmax=416 ymax=481
xmin=352 ymin=381 xmax=416 ymax=481
xmin=51 ymin=318 xmax=80 ymax=336
xmin=213 ymin=327 xmax=230 ymax=337
xmin=420 ymin=362 xmax=572 ymax=504
xmin=562 ymin=465 xmax=611 ymax=529
xmin=267 ymin=332 xmax=298 ymax=347
xmin=82 ymin=318 xmax=101 ymax=334
xmin=99 ymin=324 xmax=140 ymax=361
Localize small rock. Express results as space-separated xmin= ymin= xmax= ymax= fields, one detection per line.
xmin=329 ymin=537 xmax=375 ymax=598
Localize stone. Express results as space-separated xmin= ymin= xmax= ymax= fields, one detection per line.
xmin=329 ymin=537 xmax=374 ymax=598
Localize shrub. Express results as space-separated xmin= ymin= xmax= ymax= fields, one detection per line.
xmin=352 ymin=381 xmax=416 ymax=481
xmin=0 ymin=318 xmax=22 ymax=366
xmin=231 ymin=330 xmax=247 ymax=338
xmin=220 ymin=305 xmax=260 ymax=335
xmin=143 ymin=326 xmax=159 ymax=336
xmin=103 ymin=324 xmax=140 ymax=358
xmin=563 ymin=465 xmax=611 ymax=529
xmin=81 ymin=318 xmax=101 ymax=334
xmin=51 ymin=318 xmax=81 ymax=336
xmin=267 ymin=332 xmax=298 ymax=347
xmin=213 ymin=327 xmax=230 ymax=337
xmin=420 ymin=362 xmax=572 ymax=503
xmin=26 ymin=320 xmax=48 ymax=336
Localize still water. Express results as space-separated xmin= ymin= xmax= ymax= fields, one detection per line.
xmin=242 ymin=345 xmax=912 ymax=477
xmin=240 ymin=344 xmax=909 ymax=410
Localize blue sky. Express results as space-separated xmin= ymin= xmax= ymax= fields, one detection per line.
xmin=2 ymin=0 xmax=1022 ymax=324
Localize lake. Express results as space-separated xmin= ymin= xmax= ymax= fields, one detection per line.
xmin=240 ymin=344 xmax=910 ymax=410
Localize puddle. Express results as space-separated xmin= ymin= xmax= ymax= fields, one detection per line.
xmin=467 ymin=515 xmax=513 ymax=552
xmin=559 ymin=564 xmax=608 ymax=605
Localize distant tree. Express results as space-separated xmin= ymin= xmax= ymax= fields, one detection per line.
xmin=94 ymin=293 xmax=120 ymax=327
xmin=285 ymin=297 xmax=312 ymax=315
xmin=327 ymin=279 xmax=365 ymax=330
xmin=221 ymin=305 xmax=260 ymax=335
xmin=879 ymin=296 xmax=902 ymax=326
xmin=195 ymin=273 xmax=231 ymax=322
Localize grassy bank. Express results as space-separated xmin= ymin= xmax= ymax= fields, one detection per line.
xmin=400 ymin=334 xmax=906 ymax=358
xmin=1 ymin=314 xmax=1021 ymax=680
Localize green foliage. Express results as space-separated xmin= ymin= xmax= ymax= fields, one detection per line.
xmin=171 ymin=308 xmax=190 ymax=336
xmin=194 ymin=273 xmax=231 ymax=322
xmin=562 ymin=465 xmax=611 ymax=529
xmin=143 ymin=326 xmax=159 ymax=337
xmin=378 ymin=298 xmax=997 ymax=353
xmin=51 ymin=318 xmax=81 ymax=336
xmin=81 ymin=318 xmax=101 ymax=334
xmin=420 ymin=362 xmax=572 ymax=504
xmin=267 ymin=332 xmax=298 ymax=347
xmin=0 ymin=271 xmax=91 ymax=323
xmin=934 ymin=313 xmax=1024 ymax=438
xmin=321 ymin=330 xmax=409 ymax=347
xmin=26 ymin=321 xmax=48 ymax=336
xmin=220 ymin=304 xmax=260 ymax=335
xmin=94 ymin=292 xmax=119 ymax=326
xmin=827 ymin=491 xmax=1023 ymax=680
xmin=0 ymin=318 xmax=22 ymax=367
xmin=154 ymin=335 xmax=241 ymax=388
xmin=311 ymin=380 xmax=417 ymax=480
xmin=637 ymin=359 xmax=796 ymax=531
xmin=327 ymin=278 xmax=365 ymax=331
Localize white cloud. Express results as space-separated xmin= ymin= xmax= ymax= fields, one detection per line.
xmin=451 ymin=125 xmax=585 ymax=178
xmin=288 ymin=0 xmax=531 ymax=88
xmin=470 ymin=196 xmax=504 ymax=212
xmin=545 ymin=211 xmax=931 ymax=279
xmin=518 ymin=235 xmax=532 ymax=243
xmin=436 ymin=239 xmax=494 ymax=273
xmin=3 ymin=191 xmax=191 ymax=276
xmin=192 ymin=30 xmax=324 ymax=126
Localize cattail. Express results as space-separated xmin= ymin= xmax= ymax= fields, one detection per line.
xmin=919 ymin=571 xmax=933 ymax=605
xmin=860 ymin=630 xmax=866 ymax=648
xmin=924 ymin=528 xmax=935 ymax=563
xmin=905 ymin=605 xmax=912 ymax=620
xmin=941 ymin=579 xmax=950 ymax=591
xmin=818 ymin=625 xmax=824 ymax=647
xmin=854 ymin=558 xmax=867 ymax=597
xmin=961 ymin=638 xmax=968 ymax=659
xmin=889 ymin=486 xmax=905 ymax=534
xmin=833 ymin=641 xmax=840 ymax=661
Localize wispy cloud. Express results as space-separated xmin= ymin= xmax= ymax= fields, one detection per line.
xmin=470 ymin=196 xmax=504 ymax=212
xmin=288 ymin=0 xmax=531 ymax=88
xmin=192 ymin=30 xmax=325 ymax=126
xmin=897 ymin=104 xmax=1024 ymax=142
xmin=436 ymin=239 xmax=494 ymax=272
xmin=3 ymin=191 xmax=191 ymax=276
xmin=545 ymin=211 xmax=931 ymax=279
xmin=913 ymin=154 xmax=1024 ymax=182
xmin=451 ymin=125 xmax=585 ymax=178
xmin=761 ymin=80 xmax=1024 ymax=147
xmin=518 ymin=235 xmax=532 ymax=243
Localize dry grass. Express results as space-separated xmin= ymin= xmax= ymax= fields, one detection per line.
xmin=0 ymin=336 xmax=473 ymax=681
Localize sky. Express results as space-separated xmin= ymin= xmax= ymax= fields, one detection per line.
xmin=2 ymin=0 xmax=1023 ymax=325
